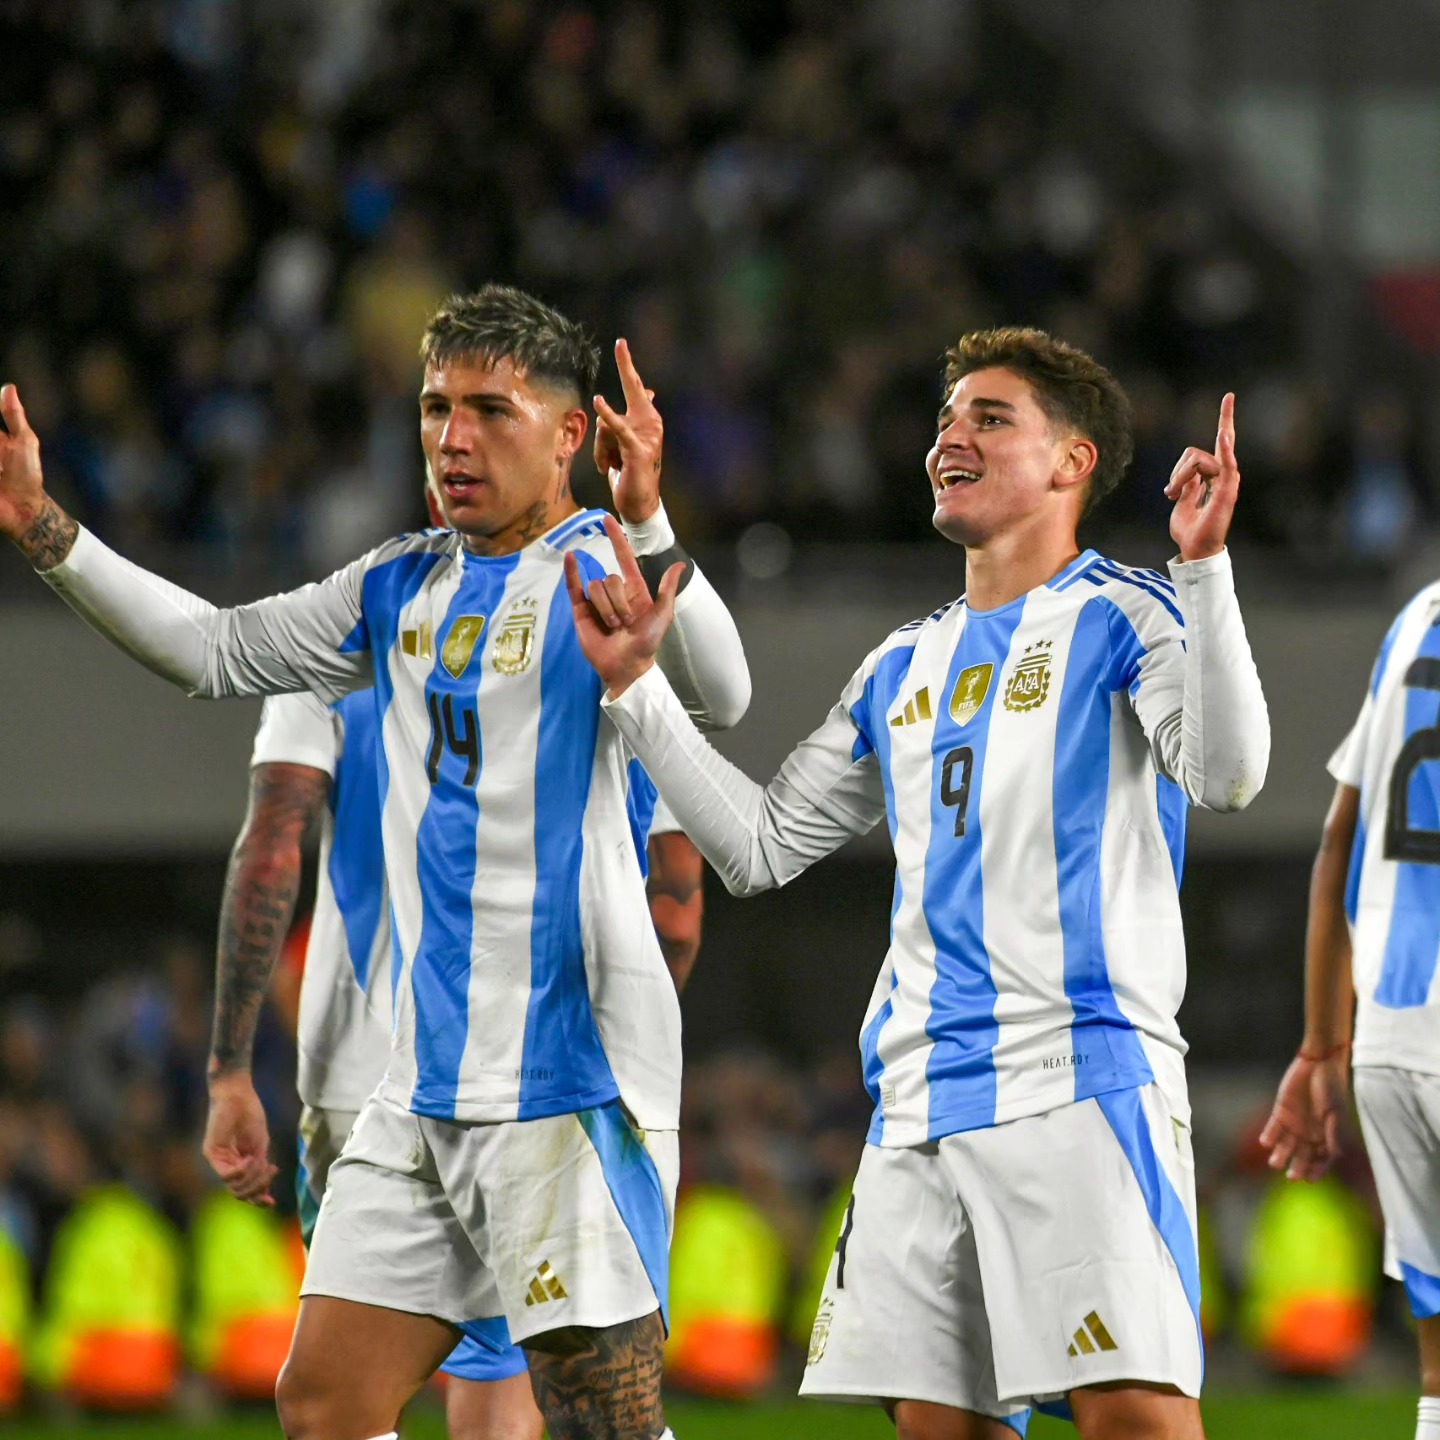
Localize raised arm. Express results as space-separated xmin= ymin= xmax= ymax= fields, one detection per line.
xmin=1135 ymin=393 xmax=1270 ymax=810
xmin=1 ymin=383 xmax=374 ymax=700
xmin=593 ymin=340 xmax=749 ymax=730
xmin=204 ymin=755 xmax=331 ymax=1207
xmin=565 ymin=526 xmax=885 ymax=894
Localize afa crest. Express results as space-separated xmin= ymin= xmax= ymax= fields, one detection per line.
xmin=493 ymin=599 xmax=539 ymax=675
xmin=441 ymin=615 xmax=486 ymax=679
xmin=948 ymin=663 xmax=993 ymax=726
xmin=1003 ymin=641 xmax=1052 ymax=712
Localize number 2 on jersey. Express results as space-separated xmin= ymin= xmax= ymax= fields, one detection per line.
xmin=940 ymin=745 xmax=974 ymax=837
xmin=426 ymin=692 xmax=479 ymax=787
xmin=1386 ymin=656 xmax=1440 ymax=863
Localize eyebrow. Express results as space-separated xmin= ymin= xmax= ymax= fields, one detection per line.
xmin=936 ymin=397 xmax=1018 ymax=427
xmin=418 ymin=389 xmax=516 ymax=407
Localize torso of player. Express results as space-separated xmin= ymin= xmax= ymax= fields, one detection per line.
xmin=853 ymin=552 xmax=1191 ymax=1147
xmin=355 ymin=513 xmax=680 ymax=1128
xmin=1340 ymin=580 xmax=1440 ymax=1076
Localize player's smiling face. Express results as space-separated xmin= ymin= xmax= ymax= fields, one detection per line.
xmin=419 ymin=355 xmax=586 ymax=554
xmin=926 ymin=367 xmax=1091 ymax=548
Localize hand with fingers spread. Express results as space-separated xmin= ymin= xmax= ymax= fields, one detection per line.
xmin=1258 ymin=1050 xmax=1349 ymax=1183
xmin=1166 ymin=392 xmax=1241 ymax=563
xmin=564 ymin=516 xmax=685 ymax=697
xmin=593 ymin=339 xmax=664 ymax=526
xmin=203 ymin=1072 xmax=279 ymax=1208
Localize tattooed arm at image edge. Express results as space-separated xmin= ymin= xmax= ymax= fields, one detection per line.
xmin=209 ymin=763 xmax=330 ymax=1076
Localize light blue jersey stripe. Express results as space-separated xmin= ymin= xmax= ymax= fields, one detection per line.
xmin=519 ymin=558 xmax=618 ymax=1119
xmin=626 ymin=758 xmax=659 ymax=880
xmin=855 ymin=647 xmax=916 ymax=1143
xmin=580 ymin=1102 xmax=672 ymax=1326
xmin=1090 ymin=560 xmax=1183 ymax=626
xmin=1055 ymin=601 xmax=1154 ymax=1101
xmin=545 ymin=508 xmax=608 ymax=550
xmin=1096 ymin=1088 xmax=1204 ymax=1366
xmin=1156 ymin=777 xmax=1187 ymax=887
xmin=921 ymin=604 xmax=1024 ymax=1137
xmin=1375 ymin=623 xmax=1440 ymax=1008
xmin=1344 ymin=811 xmax=1366 ymax=926
xmin=411 ymin=555 xmax=520 ymax=1117
xmin=328 ymin=690 xmax=386 ymax=988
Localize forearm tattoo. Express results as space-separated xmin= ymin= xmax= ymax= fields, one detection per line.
xmin=525 ymin=1312 xmax=666 ymax=1440
xmin=15 ymin=497 xmax=78 ymax=571
xmin=209 ymin=765 xmax=327 ymax=1075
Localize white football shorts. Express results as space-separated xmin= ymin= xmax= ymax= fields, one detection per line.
xmin=303 ymin=1090 xmax=678 ymax=1349
xmin=1354 ymin=1066 xmax=1440 ymax=1318
xmin=800 ymin=1083 xmax=1203 ymax=1421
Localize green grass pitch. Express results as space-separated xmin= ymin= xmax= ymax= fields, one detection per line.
xmin=0 ymin=1391 xmax=1419 ymax=1437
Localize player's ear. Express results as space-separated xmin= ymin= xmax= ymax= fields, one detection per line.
xmin=1055 ymin=436 xmax=1098 ymax=493
xmin=558 ymin=405 xmax=588 ymax=463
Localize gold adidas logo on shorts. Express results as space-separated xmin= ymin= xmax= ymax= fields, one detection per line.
xmin=524 ymin=1261 xmax=568 ymax=1307
xmin=1067 ymin=1310 xmax=1118 ymax=1356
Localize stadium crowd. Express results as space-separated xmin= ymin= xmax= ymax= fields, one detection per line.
xmin=2 ymin=0 xmax=1431 ymax=581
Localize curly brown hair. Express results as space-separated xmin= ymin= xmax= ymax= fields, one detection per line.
xmin=943 ymin=327 xmax=1133 ymax=517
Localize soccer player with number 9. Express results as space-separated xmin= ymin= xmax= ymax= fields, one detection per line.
xmin=570 ymin=327 xmax=1270 ymax=1439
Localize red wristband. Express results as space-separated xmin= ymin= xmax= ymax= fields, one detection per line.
xmin=1298 ymin=1041 xmax=1350 ymax=1062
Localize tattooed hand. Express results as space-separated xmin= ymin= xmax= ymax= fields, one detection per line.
xmin=593 ymin=340 xmax=663 ymax=526
xmin=0 ymin=384 xmax=77 ymax=570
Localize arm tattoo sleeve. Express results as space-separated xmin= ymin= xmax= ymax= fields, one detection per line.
xmin=209 ymin=763 xmax=329 ymax=1076
xmin=16 ymin=497 xmax=78 ymax=571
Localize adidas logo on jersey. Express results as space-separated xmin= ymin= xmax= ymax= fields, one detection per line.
xmin=889 ymin=687 xmax=933 ymax=728
xmin=1067 ymin=1310 xmax=1118 ymax=1356
xmin=524 ymin=1260 xmax=568 ymax=1307
xmin=400 ymin=622 xmax=434 ymax=660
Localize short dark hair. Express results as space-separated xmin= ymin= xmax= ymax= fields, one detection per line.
xmin=943 ymin=327 xmax=1133 ymax=516
xmin=420 ymin=284 xmax=601 ymax=401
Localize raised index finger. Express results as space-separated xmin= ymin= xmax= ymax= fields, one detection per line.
xmin=603 ymin=513 xmax=647 ymax=591
xmin=614 ymin=338 xmax=649 ymax=410
xmin=1216 ymin=392 xmax=1237 ymax=466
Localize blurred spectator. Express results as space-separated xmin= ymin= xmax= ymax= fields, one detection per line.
xmin=1 ymin=0 xmax=1426 ymax=586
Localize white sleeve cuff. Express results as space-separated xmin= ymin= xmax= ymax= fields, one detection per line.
xmin=620 ymin=501 xmax=676 ymax=557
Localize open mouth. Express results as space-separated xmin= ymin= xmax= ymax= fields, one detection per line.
xmin=442 ymin=473 xmax=483 ymax=497
xmin=937 ymin=468 xmax=981 ymax=492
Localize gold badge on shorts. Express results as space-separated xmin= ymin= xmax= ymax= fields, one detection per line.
xmin=807 ymin=1297 xmax=834 ymax=1366
xmin=441 ymin=615 xmax=486 ymax=678
xmin=493 ymin=599 xmax=539 ymax=675
xmin=948 ymin=663 xmax=993 ymax=726
xmin=1003 ymin=641 xmax=1052 ymax=712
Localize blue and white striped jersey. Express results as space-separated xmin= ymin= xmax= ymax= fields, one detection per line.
xmin=251 ymin=688 xmax=684 ymax=1114
xmin=46 ymin=509 xmax=749 ymax=1130
xmin=605 ymin=549 xmax=1269 ymax=1149
xmin=1331 ymin=579 xmax=1440 ymax=1077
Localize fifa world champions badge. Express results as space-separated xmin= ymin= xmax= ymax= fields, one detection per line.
xmin=1003 ymin=641 xmax=1053 ymax=712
